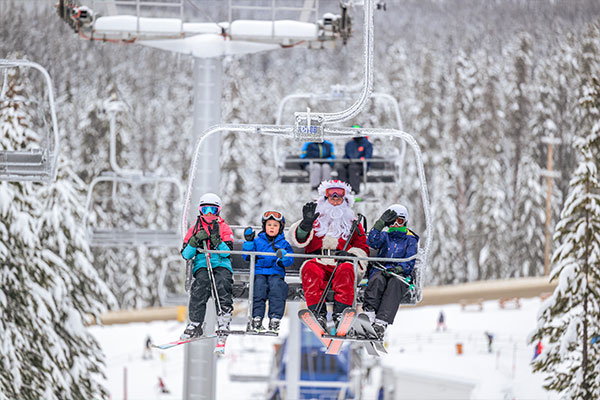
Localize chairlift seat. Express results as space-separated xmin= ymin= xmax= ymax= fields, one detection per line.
xmin=0 ymin=150 xmax=52 ymax=182
xmin=280 ymin=155 xmax=396 ymax=184
xmin=89 ymin=228 xmax=181 ymax=247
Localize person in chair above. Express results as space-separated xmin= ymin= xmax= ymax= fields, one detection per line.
xmin=336 ymin=126 xmax=373 ymax=194
xmin=300 ymin=140 xmax=335 ymax=191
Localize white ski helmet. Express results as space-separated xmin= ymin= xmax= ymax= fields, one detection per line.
xmin=388 ymin=204 xmax=408 ymax=223
xmin=198 ymin=193 xmax=222 ymax=214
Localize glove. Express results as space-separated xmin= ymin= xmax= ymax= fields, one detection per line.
xmin=276 ymin=248 xmax=288 ymax=259
xmin=209 ymin=220 xmax=221 ymax=248
xmin=188 ymin=230 xmax=209 ymax=247
xmin=299 ymin=202 xmax=320 ymax=232
xmin=374 ymin=209 xmax=398 ymax=231
xmin=244 ymin=227 xmax=255 ymax=242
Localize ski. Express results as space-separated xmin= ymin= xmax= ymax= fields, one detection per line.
xmin=326 ymin=308 xmax=357 ymax=355
xmin=351 ymin=318 xmax=379 ymax=356
xmin=152 ymin=335 xmax=216 ymax=350
xmin=214 ymin=335 xmax=227 ymax=355
xmin=298 ymin=309 xmax=332 ymax=349
xmin=356 ymin=313 xmax=388 ymax=354
xmin=217 ymin=328 xmax=279 ymax=337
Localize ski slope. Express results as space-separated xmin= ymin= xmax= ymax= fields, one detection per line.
xmin=89 ymin=297 xmax=556 ymax=400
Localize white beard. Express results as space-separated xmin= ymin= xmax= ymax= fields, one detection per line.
xmin=314 ymin=197 xmax=356 ymax=240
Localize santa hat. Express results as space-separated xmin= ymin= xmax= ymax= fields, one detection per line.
xmin=317 ymin=180 xmax=354 ymax=207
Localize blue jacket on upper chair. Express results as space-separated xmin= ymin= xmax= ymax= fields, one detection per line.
xmin=344 ymin=137 xmax=373 ymax=169
xmin=242 ymin=232 xmax=294 ymax=277
xmin=367 ymin=227 xmax=419 ymax=276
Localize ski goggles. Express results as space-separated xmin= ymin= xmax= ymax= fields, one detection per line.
xmin=394 ymin=216 xmax=406 ymax=225
xmin=325 ymin=187 xmax=345 ymax=199
xmin=263 ymin=210 xmax=283 ymax=221
xmin=200 ymin=205 xmax=219 ymax=215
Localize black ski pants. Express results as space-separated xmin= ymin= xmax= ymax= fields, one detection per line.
xmin=253 ymin=274 xmax=288 ymax=320
xmin=336 ymin=163 xmax=363 ymax=194
xmin=188 ymin=267 xmax=233 ymax=324
xmin=363 ymin=270 xmax=409 ymax=324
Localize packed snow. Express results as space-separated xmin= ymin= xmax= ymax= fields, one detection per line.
xmin=90 ymin=297 xmax=557 ymax=400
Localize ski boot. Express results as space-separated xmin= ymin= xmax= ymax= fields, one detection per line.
xmin=372 ymin=320 xmax=387 ymax=341
xmin=331 ymin=313 xmax=342 ymax=335
xmin=249 ymin=317 xmax=263 ymax=332
xmin=268 ymin=318 xmax=281 ymax=334
xmin=215 ymin=313 xmax=232 ymax=355
xmin=180 ymin=322 xmax=203 ymax=340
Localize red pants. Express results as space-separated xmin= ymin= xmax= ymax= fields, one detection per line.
xmin=301 ymin=259 xmax=355 ymax=307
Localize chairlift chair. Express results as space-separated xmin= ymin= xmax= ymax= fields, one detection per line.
xmin=180 ymin=0 xmax=431 ymax=319
xmin=0 ymin=60 xmax=60 ymax=182
xmin=84 ymin=106 xmax=184 ymax=247
xmin=273 ymin=88 xmax=406 ymax=190
xmin=158 ymin=255 xmax=188 ymax=306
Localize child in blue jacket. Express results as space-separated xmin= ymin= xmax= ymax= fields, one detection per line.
xmin=242 ymin=210 xmax=294 ymax=333
xmin=364 ymin=204 xmax=419 ymax=339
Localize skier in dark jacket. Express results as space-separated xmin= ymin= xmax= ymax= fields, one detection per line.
xmin=363 ymin=204 xmax=419 ymax=339
xmin=336 ymin=128 xmax=373 ymax=194
xmin=242 ymin=210 xmax=294 ymax=333
xmin=300 ymin=141 xmax=335 ymax=190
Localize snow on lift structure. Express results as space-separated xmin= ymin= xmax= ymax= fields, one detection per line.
xmin=274 ymin=84 xmax=407 ymax=189
xmin=0 ymin=60 xmax=60 ymax=182
xmin=84 ymin=104 xmax=184 ymax=247
xmin=56 ymin=0 xmax=355 ymax=55
xmin=181 ymin=0 xmax=431 ymax=326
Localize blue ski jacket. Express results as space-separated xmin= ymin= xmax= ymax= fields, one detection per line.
xmin=300 ymin=141 xmax=335 ymax=167
xmin=367 ymin=227 xmax=419 ymax=276
xmin=242 ymin=232 xmax=294 ymax=277
xmin=344 ymin=137 xmax=373 ymax=169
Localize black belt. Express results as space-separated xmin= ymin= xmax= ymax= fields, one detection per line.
xmin=311 ymin=249 xmax=337 ymax=256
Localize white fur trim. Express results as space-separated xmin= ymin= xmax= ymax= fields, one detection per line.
xmin=288 ymin=219 xmax=314 ymax=248
xmin=322 ymin=235 xmax=338 ymax=250
xmin=347 ymin=247 xmax=368 ymax=280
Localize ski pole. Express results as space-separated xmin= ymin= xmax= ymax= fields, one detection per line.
xmin=315 ymin=214 xmax=364 ymax=316
xmin=371 ymin=262 xmax=415 ymax=291
xmin=203 ymin=241 xmax=223 ymax=315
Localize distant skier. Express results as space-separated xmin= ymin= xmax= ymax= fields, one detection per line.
xmin=242 ymin=210 xmax=294 ymax=333
xmin=533 ymin=340 xmax=543 ymax=360
xmin=157 ymin=377 xmax=170 ymax=394
xmin=180 ymin=193 xmax=234 ymax=340
xmin=289 ymin=180 xmax=369 ymax=331
xmin=300 ymin=140 xmax=335 ymax=190
xmin=336 ymin=127 xmax=373 ymax=195
xmin=437 ymin=311 xmax=447 ymax=331
xmin=485 ymin=331 xmax=494 ymax=353
xmin=142 ymin=335 xmax=153 ymax=360
xmin=363 ymin=204 xmax=419 ymax=339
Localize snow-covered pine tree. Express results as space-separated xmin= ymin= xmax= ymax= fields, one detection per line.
xmin=0 ymin=60 xmax=115 ymax=399
xmin=530 ymin=35 xmax=600 ymax=397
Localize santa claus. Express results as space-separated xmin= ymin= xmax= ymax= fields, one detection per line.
xmin=289 ymin=180 xmax=369 ymax=330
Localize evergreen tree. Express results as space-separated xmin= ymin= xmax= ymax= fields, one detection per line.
xmin=0 ymin=59 xmax=115 ymax=400
xmin=530 ymin=41 xmax=600 ymax=398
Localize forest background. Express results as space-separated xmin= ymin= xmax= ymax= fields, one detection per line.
xmin=2 ymin=0 xmax=600 ymax=309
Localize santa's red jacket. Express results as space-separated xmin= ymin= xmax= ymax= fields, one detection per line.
xmin=288 ymin=218 xmax=370 ymax=280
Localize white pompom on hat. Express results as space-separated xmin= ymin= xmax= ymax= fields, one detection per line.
xmin=317 ymin=180 xmax=354 ymax=207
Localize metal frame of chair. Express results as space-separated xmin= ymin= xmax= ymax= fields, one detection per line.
xmin=0 ymin=59 xmax=60 ymax=182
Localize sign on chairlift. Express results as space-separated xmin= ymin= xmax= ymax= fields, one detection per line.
xmin=294 ymin=108 xmax=324 ymax=142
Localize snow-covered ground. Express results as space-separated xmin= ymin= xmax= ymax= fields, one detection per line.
xmin=90 ymin=297 xmax=556 ymax=400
